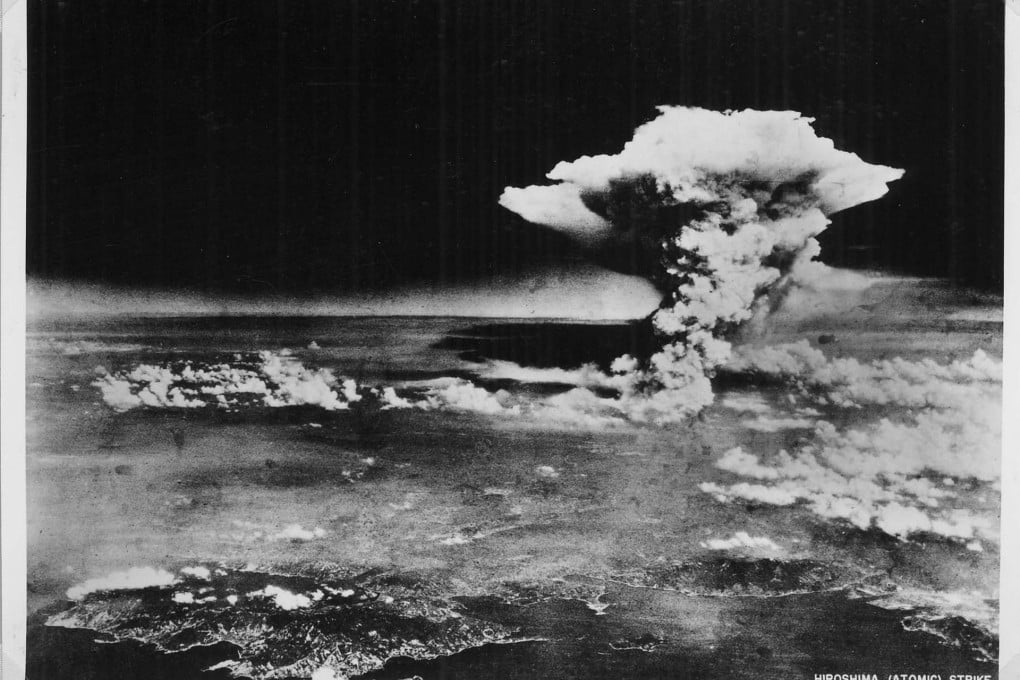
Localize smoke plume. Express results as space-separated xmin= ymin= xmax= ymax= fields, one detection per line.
xmin=501 ymin=107 xmax=903 ymax=419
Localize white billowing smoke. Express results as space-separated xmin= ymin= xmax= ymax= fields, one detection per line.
xmin=501 ymin=107 xmax=903 ymax=420
xmin=702 ymin=346 xmax=1002 ymax=544
xmin=724 ymin=342 xmax=1001 ymax=410
xmin=92 ymin=352 xmax=528 ymax=419
xmin=93 ymin=350 xmax=361 ymax=413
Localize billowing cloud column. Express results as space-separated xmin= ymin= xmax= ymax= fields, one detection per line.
xmin=500 ymin=107 xmax=903 ymax=421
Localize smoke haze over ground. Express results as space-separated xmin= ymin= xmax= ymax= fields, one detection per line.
xmin=26 ymin=265 xmax=662 ymax=321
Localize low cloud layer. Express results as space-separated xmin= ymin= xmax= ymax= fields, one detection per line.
xmin=29 ymin=264 xmax=662 ymax=322
xmin=93 ymin=350 xmax=360 ymax=412
xmin=700 ymin=532 xmax=783 ymax=555
xmin=701 ymin=347 xmax=1002 ymax=544
xmin=725 ymin=342 xmax=1000 ymax=410
xmin=66 ymin=567 xmax=177 ymax=600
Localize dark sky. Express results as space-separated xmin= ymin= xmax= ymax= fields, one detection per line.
xmin=27 ymin=0 xmax=1004 ymax=294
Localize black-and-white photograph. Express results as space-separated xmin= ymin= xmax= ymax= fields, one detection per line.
xmin=6 ymin=1 xmax=1009 ymax=678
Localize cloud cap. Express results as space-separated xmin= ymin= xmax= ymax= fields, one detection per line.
xmin=500 ymin=106 xmax=904 ymax=239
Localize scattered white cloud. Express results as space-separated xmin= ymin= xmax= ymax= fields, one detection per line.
xmin=179 ymin=566 xmax=211 ymax=580
xmin=725 ymin=342 xmax=1001 ymax=411
xmin=378 ymin=386 xmax=412 ymax=409
xmin=415 ymin=378 xmax=520 ymax=415
xmin=534 ymin=465 xmax=560 ymax=479
xmin=714 ymin=447 xmax=781 ymax=480
xmin=248 ymin=585 xmax=314 ymax=611
xmin=67 ymin=567 xmax=177 ymax=600
xmin=700 ymin=481 xmax=799 ymax=506
xmin=699 ymin=343 xmax=1001 ymax=544
xmin=700 ymin=531 xmax=782 ymax=553
xmin=93 ymin=351 xmax=359 ymax=412
xmin=702 ymin=397 xmax=1000 ymax=543
xmin=270 ymin=524 xmax=327 ymax=542
xmin=225 ymin=520 xmax=328 ymax=544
